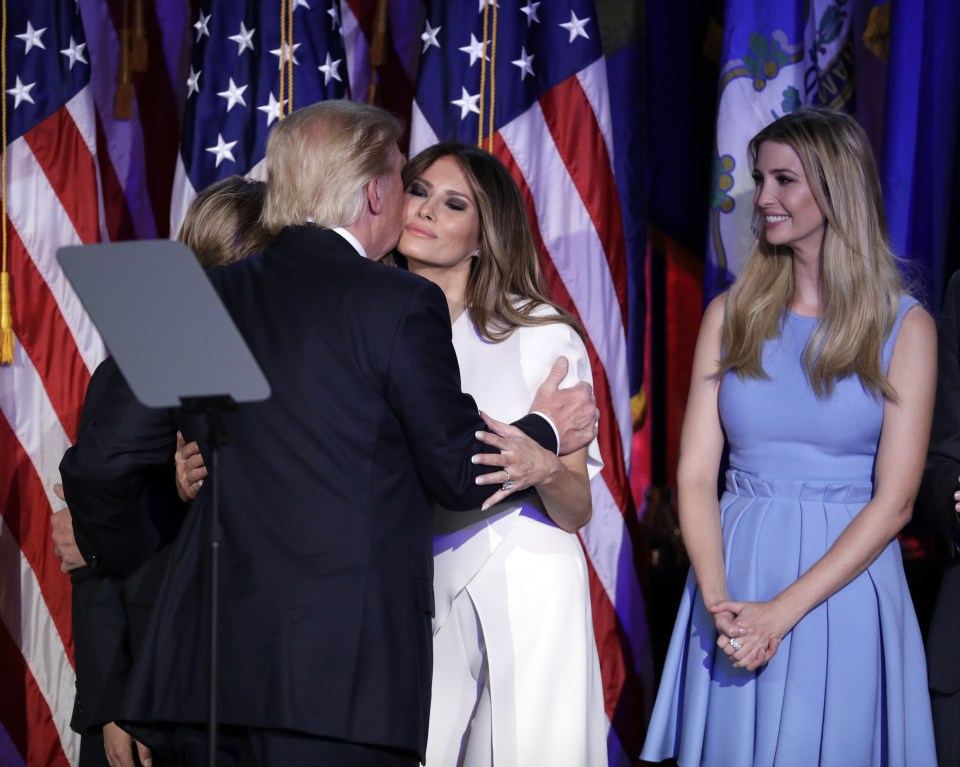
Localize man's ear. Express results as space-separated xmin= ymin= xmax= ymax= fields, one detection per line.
xmin=367 ymin=177 xmax=382 ymax=213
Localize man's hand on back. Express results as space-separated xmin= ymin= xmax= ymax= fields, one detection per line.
xmin=528 ymin=356 xmax=599 ymax=455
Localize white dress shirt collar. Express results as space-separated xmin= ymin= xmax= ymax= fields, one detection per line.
xmin=331 ymin=227 xmax=368 ymax=260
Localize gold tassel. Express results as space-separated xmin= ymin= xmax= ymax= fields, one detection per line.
xmin=1 ymin=0 xmax=12 ymax=365
xmin=286 ymin=1 xmax=294 ymax=111
xmin=1 ymin=272 xmax=13 ymax=365
xmin=131 ymin=0 xmax=149 ymax=72
xmin=477 ymin=0 xmax=490 ymax=147
xmin=115 ymin=0 xmax=134 ymax=118
xmin=631 ymin=387 xmax=647 ymax=431
xmin=279 ymin=0 xmax=291 ymax=117
xmin=366 ymin=0 xmax=388 ymax=104
xmin=863 ymin=1 xmax=891 ymax=61
xmin=487 ymin=0 xmax=498 ymax=152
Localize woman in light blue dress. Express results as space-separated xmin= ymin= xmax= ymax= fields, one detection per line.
xmin=640 ymin=108 xmax=938 ymax=765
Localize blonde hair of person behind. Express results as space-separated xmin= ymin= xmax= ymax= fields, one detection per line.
xmin=261 ymin=100 xmax=405 ymax=234
xmin=399 ymin=142 xmax=581 ymax=343
xmin=721 ymin=107 xmax=903 ymax=400
xmin=177 ymin=175 xmax=270 ymax=268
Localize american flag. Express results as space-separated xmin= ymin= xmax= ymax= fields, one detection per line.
xmin=410 ymin=1 xmax=652 ymax=762
xmin=170 ymin=0 xmax=349 ymax=231
xmin=0 ymin=2 xmax=103 ymax=765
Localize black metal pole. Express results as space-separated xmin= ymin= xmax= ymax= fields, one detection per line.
xmin=180 ymin=395 xmax=235 ymax=767
xmin=208 ymin=439 xmax=220 ymax=767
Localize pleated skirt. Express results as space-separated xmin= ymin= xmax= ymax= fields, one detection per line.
xmin=640 ymin=470 xmax=937 ymax=767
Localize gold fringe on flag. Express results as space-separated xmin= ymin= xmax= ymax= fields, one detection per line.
xmin=366 ymin=0 xmax=389 ymax=104
xmin=278 ymin=0 xmax=294 ymax=117
xmin=278 ymin=0 xmax=287 ymax=115
xmin=476 ymin=0 xmax=498 ymax=151
xmin=1 ymin=0 xmax=12 ymax=364
xmin=131 ymin=0 xmax=149 ymax=72
xmin=286 ymin=1 xmax=294 ymax=112
xmin=0 ymin=274 xmax=12 ymax=365
xmin=477 ymin=0 xmax=490 ymax=147
xmin=115 ymin=0 xmax=134 ymax=118
xmin=487 ymin=0 xmax=498 ymax=152
xmin=863 ymin=0 xmax=891 ymax=61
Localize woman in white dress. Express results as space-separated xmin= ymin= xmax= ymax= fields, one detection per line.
xmin=394 ymin=142 xmax=607 ymax=767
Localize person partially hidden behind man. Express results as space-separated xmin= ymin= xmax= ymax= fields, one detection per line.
xmin=54 ymin=176 xmax=270 ymax=767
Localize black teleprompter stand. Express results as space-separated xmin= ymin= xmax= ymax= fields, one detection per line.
xmin=179 ymin=394 xmax=235 ymax=767
xmin=59 ymin=241 xmax=270 ymax=767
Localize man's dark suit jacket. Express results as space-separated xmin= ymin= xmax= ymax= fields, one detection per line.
xmin=916 ymin=270 xmax=960 ymax=703
xmin=60 ymin=357 xmax=187 ymax=742
xmin=118 ymin=226 xmax=555 ymax=760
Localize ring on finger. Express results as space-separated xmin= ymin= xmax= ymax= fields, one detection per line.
xmin=728 ymin=638 xmax=742 ymax=652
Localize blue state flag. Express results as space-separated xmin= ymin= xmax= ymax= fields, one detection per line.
xmin=707 ymin=0 xmax=857 ymax=299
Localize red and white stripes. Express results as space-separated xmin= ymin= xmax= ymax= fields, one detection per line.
xmin=0 ymin=96 xmax=106 ymax=765
xmin=497 ymin=71 xmax=652 ymax=757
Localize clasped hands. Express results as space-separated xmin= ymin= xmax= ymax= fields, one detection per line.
xmin=711 ymin=598 xmax=795 ymax=672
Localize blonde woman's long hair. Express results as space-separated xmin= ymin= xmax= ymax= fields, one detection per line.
xmin=721 ymin=107 xmax=903 ymax=400
xmin=398 ymin=142 xmax=581 ymax=342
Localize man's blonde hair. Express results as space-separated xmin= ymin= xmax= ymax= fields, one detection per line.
xmin=261 ymin=100 xmax=404 ymax=234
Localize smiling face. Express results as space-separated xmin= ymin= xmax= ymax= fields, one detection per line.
xmin=398 ymin=155 xmax=482 ymax=274
xmin=753 ymin=140 xmax=827 ymax=258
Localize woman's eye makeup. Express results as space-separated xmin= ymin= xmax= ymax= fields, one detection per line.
xmin=405 ymin=178 xmax=472 ymax=211
xmin=751 ymin=172 xmax=797 ymax=186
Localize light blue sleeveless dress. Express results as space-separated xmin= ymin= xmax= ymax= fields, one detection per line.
xmin=640 ymin=296 xmax=937 ymax=766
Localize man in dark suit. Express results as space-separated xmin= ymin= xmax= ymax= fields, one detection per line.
xmin=63 ymin=100 xmax=596 ymax=766
xmin=915 ymin=269 xmax=960 ymax=767
xmin=56 ymin=356 xmax=187 ymax=767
